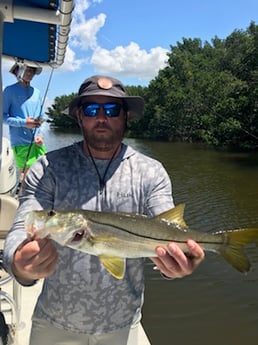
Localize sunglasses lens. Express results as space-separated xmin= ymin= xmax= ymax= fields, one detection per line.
xmin=82 ymin=103 xmax=122 ymax=117
xmin=103 ymin=103 xmax=122 ymax=117
xmin=83 ymin=104 xmax=100 ymax=117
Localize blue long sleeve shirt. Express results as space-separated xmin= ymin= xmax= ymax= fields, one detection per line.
xmin=3 ymin=82 xmax=45 ymax=147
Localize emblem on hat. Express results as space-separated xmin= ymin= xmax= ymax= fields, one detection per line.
xmin=97 ymin=77 xmax=113 ymax=90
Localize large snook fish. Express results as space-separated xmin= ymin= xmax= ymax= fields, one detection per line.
xmin=24 ymin=204 xmax=258 ymax=279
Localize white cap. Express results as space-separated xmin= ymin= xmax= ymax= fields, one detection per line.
xmin=9 ymin=61 xmax=42 ymax=79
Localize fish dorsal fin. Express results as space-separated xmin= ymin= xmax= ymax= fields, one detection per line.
xmin=99 ymin=255 xmax=126 ymax=280
xmin=156 ymin=204 xmax=188 ymax=227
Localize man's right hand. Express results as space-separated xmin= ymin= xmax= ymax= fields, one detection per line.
xmin=26 ymin=117 xmax=43 ymax=129
xmin=12 ymin=238 xmax=58 ymax=285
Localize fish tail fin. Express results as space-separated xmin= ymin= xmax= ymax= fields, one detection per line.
xmin=218 ymin=228 xmax=258 ymax=273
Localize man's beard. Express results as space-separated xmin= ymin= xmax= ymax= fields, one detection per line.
xmin=81 ymin=124 xmax=124 ymax=152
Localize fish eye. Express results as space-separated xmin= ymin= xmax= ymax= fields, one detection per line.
xmin=48 ymin=210 xmax=56 ymax=217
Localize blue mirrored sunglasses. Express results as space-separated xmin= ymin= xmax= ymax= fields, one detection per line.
xmin=81 ymin=103 xmax=123 ymax=117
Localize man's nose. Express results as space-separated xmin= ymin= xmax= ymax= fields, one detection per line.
xmin=96 ymin=107 xmax=107 ymax=120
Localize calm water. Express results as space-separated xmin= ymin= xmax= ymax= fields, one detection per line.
xmin=29 ymin=125 xmax=258 ymax=344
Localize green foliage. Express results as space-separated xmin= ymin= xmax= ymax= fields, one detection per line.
xmin=48 ymin=21 xmax=258 ymax=150
xmin=136 ymin=21 xmax=258 ymax=150
xmin=46 ymin=93 xmax=79 ymax=128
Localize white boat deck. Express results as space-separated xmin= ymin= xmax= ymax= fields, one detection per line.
xmin=15 ymin=282 xmax=42 ymax=345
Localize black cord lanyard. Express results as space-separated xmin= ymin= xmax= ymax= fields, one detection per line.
xmin=86 ymin=143 xmax=121 ymax=194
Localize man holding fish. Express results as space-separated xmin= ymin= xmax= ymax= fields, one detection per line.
xmin=3 ymin=75 xmax=205 ymax=344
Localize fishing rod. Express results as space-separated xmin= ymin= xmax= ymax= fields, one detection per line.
xmin=18 ymin=66 xmax=55 ymax=192
xmin=213 ymin=111 xmax=258 ymax=141
xmin=238 ymin=127 xmax=258 ymax=140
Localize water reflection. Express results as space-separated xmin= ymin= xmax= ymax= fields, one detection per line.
xmin=133 ymin=141 xmax=258 ymax=345
xmin=42 ymin=125 xmax=258 ymax=344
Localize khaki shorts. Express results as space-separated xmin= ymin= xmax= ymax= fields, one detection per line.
xmin=13 ymin=144 xmax=47 ymax=169
xmin=29 ymin=318 xmax=151 ymax=345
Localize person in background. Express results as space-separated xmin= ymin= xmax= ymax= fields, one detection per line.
xmin=3 ymin=75 xmax=205 ymax=345
xmin=3 ymin=62 xmax=47 ymax=179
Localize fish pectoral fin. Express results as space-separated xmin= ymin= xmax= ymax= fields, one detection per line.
xmin=99 ymin=255 xmax=125 ymax=280
xmin=156 ymin=203 xmax=188 ymax=227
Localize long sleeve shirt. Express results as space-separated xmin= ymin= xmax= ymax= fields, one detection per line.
xmin=3 ymin=142 xmax=174 ymax=335
xmin=3 ymin=82 xmax=45 ymax=147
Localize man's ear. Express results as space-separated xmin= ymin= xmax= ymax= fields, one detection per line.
xmin=126 ymin=111 xmax=132 ymax=121
xmin=123 ymin=111 xmax=129 ymax=134
xmin=76 ymin=110 xmax=83 ymax=126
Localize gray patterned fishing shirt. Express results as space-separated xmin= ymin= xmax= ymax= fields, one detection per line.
xmin=3 ymin=141 xmax=174 ymax=335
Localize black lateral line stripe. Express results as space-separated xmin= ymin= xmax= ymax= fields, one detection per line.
xmin=88 ymin=218 xmax=221 ymax=245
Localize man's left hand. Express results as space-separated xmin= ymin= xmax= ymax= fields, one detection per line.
xmin=150 ymin=240 xmax=205 ymax=279
xmin=35 ymin=135 xmax=44 ymax=146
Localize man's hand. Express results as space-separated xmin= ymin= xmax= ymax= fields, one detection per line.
xmin=26 ymin=117 xmax=43 ymax=129
xmin=35 ymin=135 xmax=44 ymax=145
xmin=150 ymin=240 xmax=205 ymax=279
xmin=12 ymin=238 xmax=58 ymax=285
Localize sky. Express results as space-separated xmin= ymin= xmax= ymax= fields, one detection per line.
xmin=2 ymin=0 xmax=258 ymax=111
